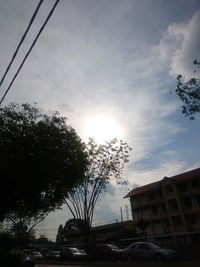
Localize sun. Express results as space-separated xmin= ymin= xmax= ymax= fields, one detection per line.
xmin=83 ymin=115 xmax=124 ymax=143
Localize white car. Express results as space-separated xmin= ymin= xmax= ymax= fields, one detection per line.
xmin=120 ymin=242 xmax=177 ymax=261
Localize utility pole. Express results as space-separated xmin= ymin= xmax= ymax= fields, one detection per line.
xmin=125 ymin=204 xmax=129 ymax=220
xmin=120 ymin=207 xmax=124 ymax=222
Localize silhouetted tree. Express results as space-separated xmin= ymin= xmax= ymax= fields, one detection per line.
xmin=56 ymin=219 xmax=85 ymax=244
xmin=56 ymin=224 xmax=65 ymax=244
xmin=9 ymin=220 xmax=35 ymax=248
xmin=176 ymin=59 xmax=200 ymax=119
xmin=64 ymin=138 xmax=132 ymax=247
xmin=0 ymin=103 xmax=88 ymax=227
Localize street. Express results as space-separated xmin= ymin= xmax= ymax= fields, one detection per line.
xmin=35 ymin=261 xmax=200 ymax=267
xmin=36 ymin=265 xmax=86 ymax=267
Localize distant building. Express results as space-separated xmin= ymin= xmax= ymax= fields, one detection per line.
xmin=92 ymin=220 xmax=136 ymax=242
xmin=57 ymin=220 xmax=136 ymax=244
xmin=125 ymin=168 xmax=200 ymax=245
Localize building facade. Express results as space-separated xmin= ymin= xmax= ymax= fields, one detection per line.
xmin=125 ymin=168 xmax=200 ymax=244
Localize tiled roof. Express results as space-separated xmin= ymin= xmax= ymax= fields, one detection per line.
xmin=124 ymin=180 xmax=160 ymax=198
xmin=124 ymin=167 xmax=200 ymax=198
xmin=172 ymin=167 xmax=200 ymax=182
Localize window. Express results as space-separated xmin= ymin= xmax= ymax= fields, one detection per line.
xmin=182 ymin=197 xmax=192 ymax=209
xmin=162 ymin=219 xmax=170 ymax=233
xmin=151 ymin=206 xmax=158 ymax=216
xmin=178 ymin=182 xmax=188 ymax=193
xmin=191 ymin=179 xmax=200 ymax=190
xmin=137 ymin=244 xmax=149 ymax=250
xmin=161 ymin=203 xmax=167 ymax=214
xmin=165 ymin=184 xmax=174 ymax=193
xmin=168 ymin=198 xmax=178 ymax=211
xmin=172 ymin=215 xmax=183 ymax=227
xmin=158 ymin=190 xmax=163 ymax=199
xmin=187 ymin=214 xmax=197 ymax=225
xmin=163 ymin=219 xmax=170 ymax=228
xmin=196 ymin=195 xmax=200 ymax=207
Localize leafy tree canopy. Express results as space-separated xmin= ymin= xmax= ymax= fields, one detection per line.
xmin=0 ymin=103 xmax=88 ymax=221
xmin=176 ymin=59 xmax=200 ymax=120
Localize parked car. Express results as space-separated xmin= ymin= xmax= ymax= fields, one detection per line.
xmin=60 ymin=247 xmax=87 ymax=261
xmin=25 ymin=251 xmax=43 ymax=262
xmin=91 ymin=243 xmax=121 ymax=260
xmin=44 ymin=250 xmax=61 ymax=260
xmin=120 ymin=242 xmax=177 ymax=261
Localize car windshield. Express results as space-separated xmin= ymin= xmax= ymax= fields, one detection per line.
xmin=31 ymin=252 xmax=42 ymax=255
xmin=50 ymin=251 xmax=60 ymax=255
xmin=127 ymin=243 xmax=138 ymax=249
xmin=68 ymin=248 xmax=80 ymax=253
xmin=107 ymin=244 xmax=119 ymax=250
xmin=148 ymin=243 xmax=161 ymax=249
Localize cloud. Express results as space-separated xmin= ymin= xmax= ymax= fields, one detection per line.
xmin=157 ymin=10 xmax=200 ymax=79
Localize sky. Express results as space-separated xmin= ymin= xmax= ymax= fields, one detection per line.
xmin=0 ymin=0 xmax=200 ymax=240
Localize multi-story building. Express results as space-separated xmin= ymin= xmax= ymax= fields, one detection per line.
xmin=125 ymin=168 xmax=200 ymax=244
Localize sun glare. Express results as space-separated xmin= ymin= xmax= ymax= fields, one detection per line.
xmin=83 ymin=115 xmax=124 ymax=144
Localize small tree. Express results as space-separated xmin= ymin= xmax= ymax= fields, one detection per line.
xmin=176 ymin=59 xmax=200 ymax=120
xmin=0 ymin=103 xmax=88 ymax=245
xmin=64 ymin=138 xmax=132 ymax=246
xmin=56 ymin=219 xmax=85 ymax=243
xmin=56 ymin=224 xmax=65 ymax=244
xmin=9 ymin=220 xmax=35 ymax=248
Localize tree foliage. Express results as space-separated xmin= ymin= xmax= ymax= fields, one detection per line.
xmin=176 ymin=59 xmax=200 ymax=120
xmin=9 ymin=220 xmax=35 ymax=248
xmin=56 ymin=224 xmax=65 ymax=244
xmin=56 ymin=219 xmax=86 ymax=244
xmin=0 ymin=103 xmax=88 ymax=222
xmin=64 ymin=138 xmax=132 ymax=243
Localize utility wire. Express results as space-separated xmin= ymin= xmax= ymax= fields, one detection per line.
xmin=0 ymin=0 xmax=44 ymax=87
xmin=0 ymin=0 xmax=60 ymax=105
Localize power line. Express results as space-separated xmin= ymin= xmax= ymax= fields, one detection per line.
xmin=0 ymin=0 xmax=44 ymax=87
xmin=0 ymin=0 xmax=60 ymax=105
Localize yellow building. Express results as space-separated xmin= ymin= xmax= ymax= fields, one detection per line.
xmin=125 ymin=168 xmax=200 ymax=244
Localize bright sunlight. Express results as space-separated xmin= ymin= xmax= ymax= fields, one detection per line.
xmin=83 ymin=115 xmax=124 ymax=144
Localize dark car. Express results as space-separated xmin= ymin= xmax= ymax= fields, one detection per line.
xmin=44 ymin=250 xmax=61 ymax=260
xmin=120 ymin=241 xmax=177 ymax=261
xmin=91 ymin=243 xmax=121 ymax=260
xmin=25 ymin=251 xmax=43 ymax=262
xmin=60 ymin=247 xmax=87 ymax=261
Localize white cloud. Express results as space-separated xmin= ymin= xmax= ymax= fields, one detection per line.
xmin=158 ymin=10 xmax=200 ymax=79
xmin=126 ymin=160 xmax=188 ymax=186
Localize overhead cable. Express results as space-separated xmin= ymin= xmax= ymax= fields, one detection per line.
xmin=0 ymin=0 xmax=44 ymax=87
xmin=0 ymin=0 xmax=60 ymax=105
